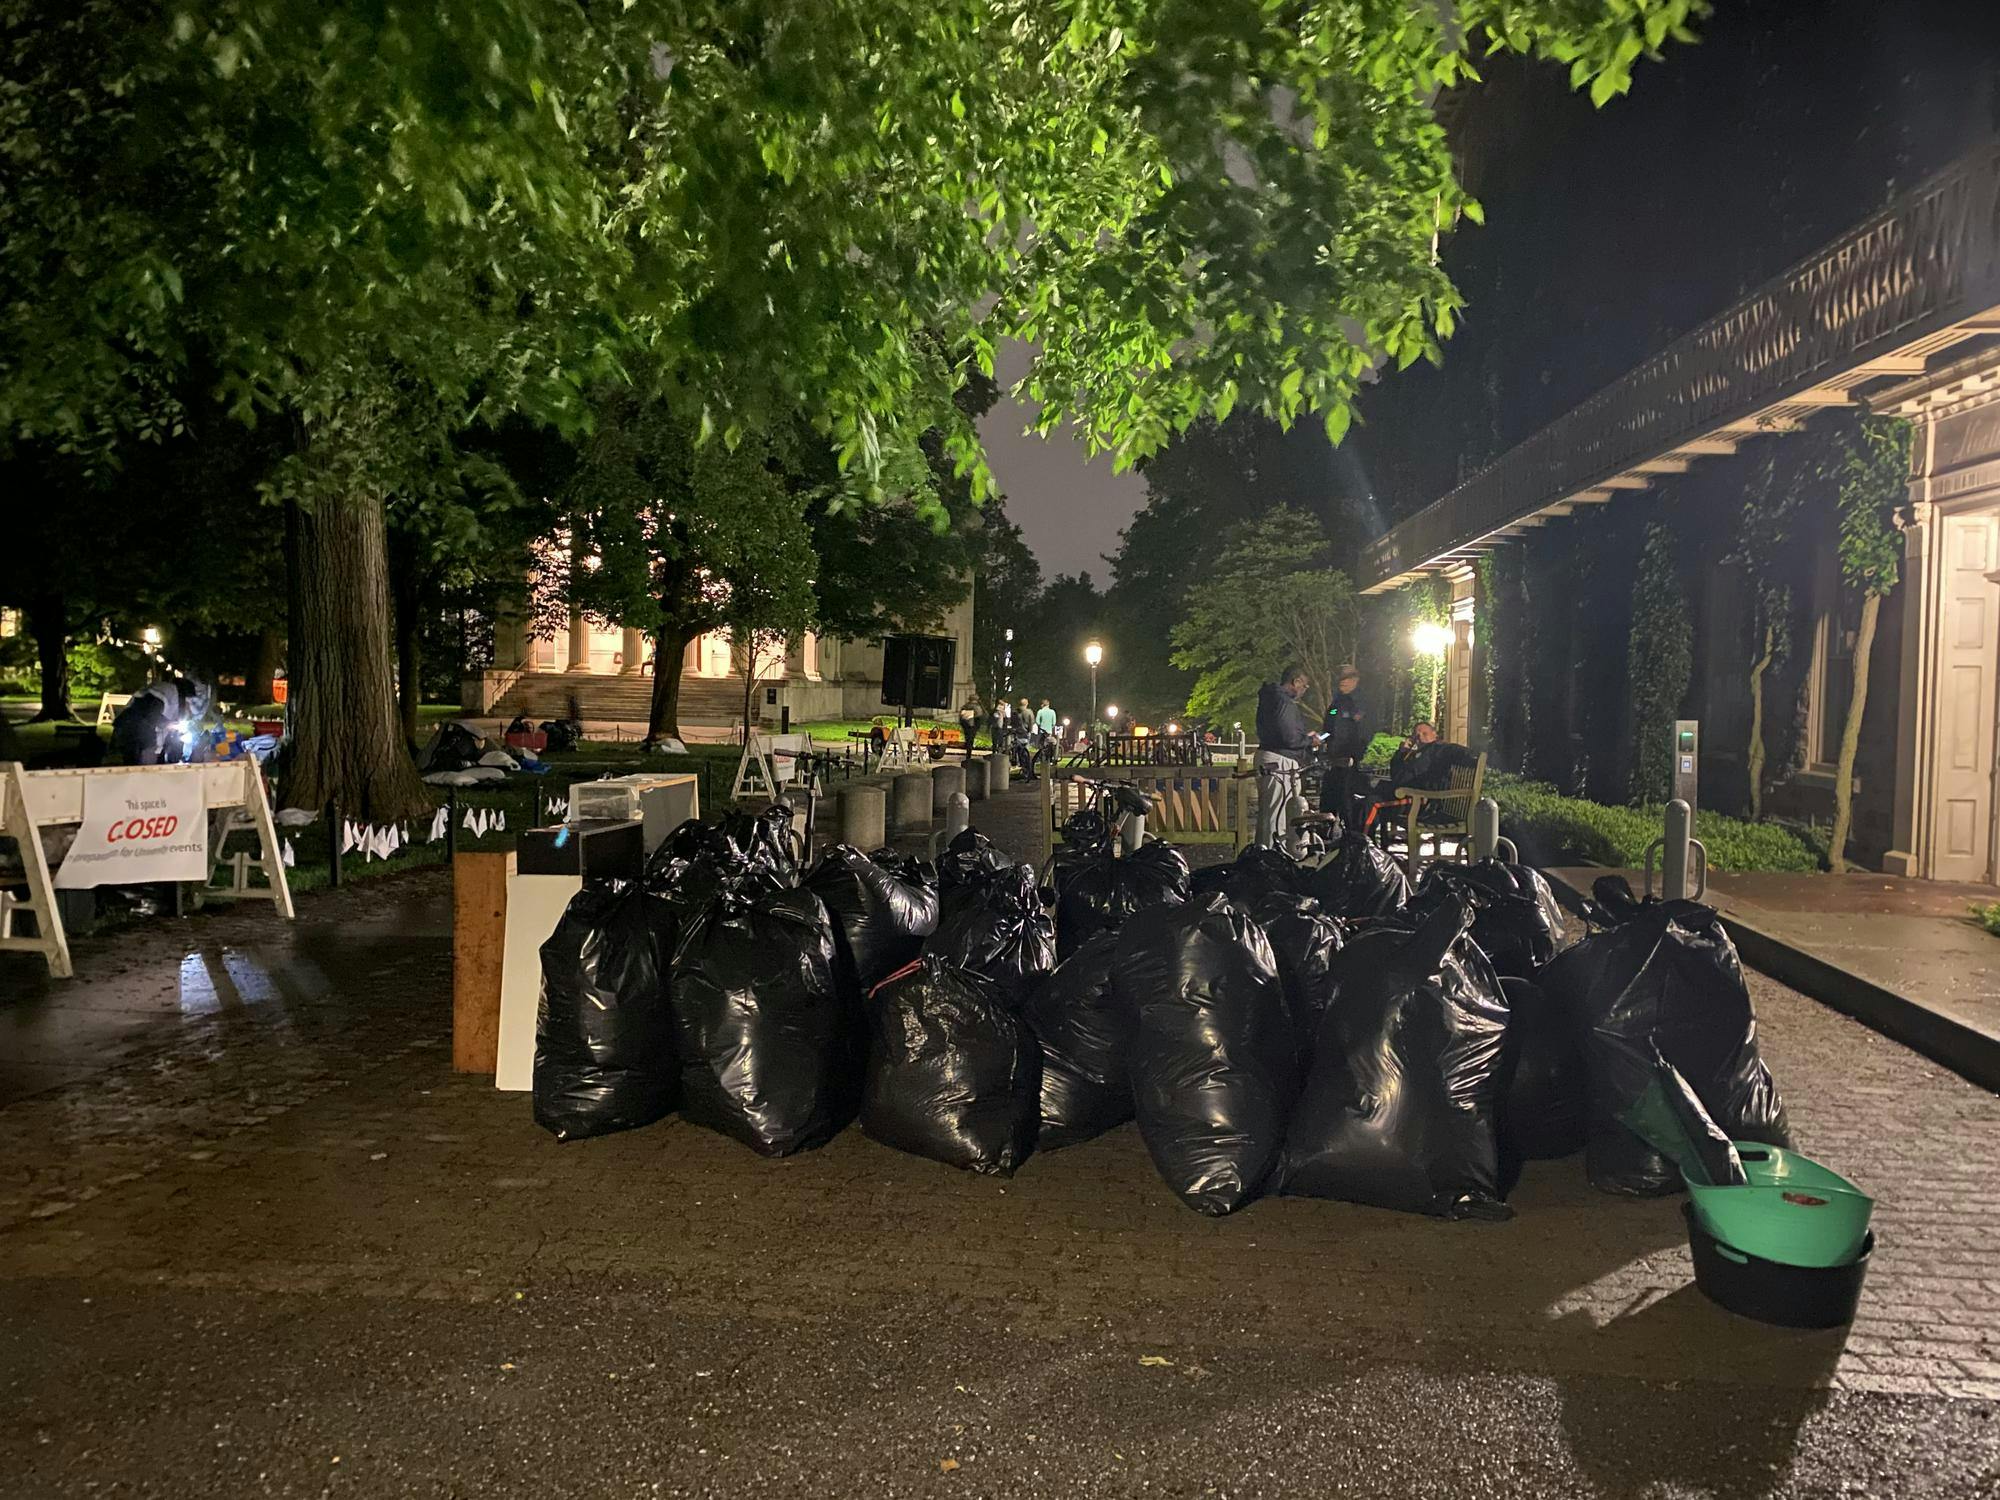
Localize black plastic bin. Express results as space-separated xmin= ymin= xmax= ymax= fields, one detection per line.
xmin=1683 ymin=1204 xmax=1873 ymax=1330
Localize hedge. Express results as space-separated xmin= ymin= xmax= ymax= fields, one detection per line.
xmin=1488 ymin=776 xmax=1822 ymax=873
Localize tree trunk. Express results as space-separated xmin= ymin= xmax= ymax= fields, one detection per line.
xmin=387 ymin=530 xmax=427 ymax=746
xmin=1746 ymin=620 xmax=1776 ymax=822
xmin=1828 ymin=591 xmax=1881 ymax=874
xmin=246 ymin=626 xmax=282 ymax=705
xmin=25 ymin=592 xmax=74 ymax=722
xmin=644 ymin=624 xmax=695 ymax=745
xmin=280 ymin=494 xmax=433 ymax=821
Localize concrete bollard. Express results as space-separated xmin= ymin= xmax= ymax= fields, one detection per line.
xmin=839 ymin=782 xmax=887 ymax=851
xmin=931 ymin=762 xmax=965 ymax=813
xmin=890 ymin=771 xmax=933 ymax=835
xmin=965 ymin=757 xmax=990 ymax=802
xmin=943 ymin=791 xmax=970 ymax=844
xmin=988 ymin=751 xmax=1010 ymax=795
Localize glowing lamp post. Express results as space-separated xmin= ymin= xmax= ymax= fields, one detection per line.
xmin=1083 ymin=640 xmax=1103 ymax=726
xmin=1411 ymin=621 xmax=1453 ymax=724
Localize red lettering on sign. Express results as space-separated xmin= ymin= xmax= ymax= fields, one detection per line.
xmin=108 ymin=815 xmax=179 ymax=843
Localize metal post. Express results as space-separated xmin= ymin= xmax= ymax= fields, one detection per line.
xmin=1663 ymin=798 xmax=1693 ymax=901
xmin=447 ymin=789 xmax=459 ymax=865
xmin=1470 ymin=796 xmax=1501 ymax=862
xmin=325 ymin=799 xmax=342 ymax=889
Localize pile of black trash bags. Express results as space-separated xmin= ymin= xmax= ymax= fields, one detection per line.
xmin=536 ymin=820 xmax=1792 ymax=1223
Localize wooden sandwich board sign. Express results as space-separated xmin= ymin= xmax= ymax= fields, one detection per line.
xmin=0 ymin=759 xmax=294 ymax=979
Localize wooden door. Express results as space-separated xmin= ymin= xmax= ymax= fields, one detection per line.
xmin=1930 ymin=509 xmax=2000 ymax=883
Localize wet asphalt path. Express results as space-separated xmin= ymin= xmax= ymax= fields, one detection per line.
xmin=0 ymin=793 xmax=1996 ymax=1497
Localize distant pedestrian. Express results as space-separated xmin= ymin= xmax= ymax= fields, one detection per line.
xmin=1034 ymin=699 xmax=1057 ymax=737
xmin=957 ymin=696 xmax=980 ymax=759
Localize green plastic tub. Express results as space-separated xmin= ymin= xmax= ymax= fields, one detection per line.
xmin=1685 ymin=1144 xmax=1874 ymax=1269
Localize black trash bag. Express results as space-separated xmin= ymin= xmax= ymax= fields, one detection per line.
xmin=534 ymin=881 xmax=679 ymax=1141
xmin=1117 ymin=893 xmax=1297 ymax=1216
xmin=1496 ymin=976 xmax=1587 ymax=1170
xmin=1221 ymin=844 xmax=1304 ymax=909
xmin=1053 ymin=839 xmax=1191 ymax=958
xmin=937 ymin=826 xmax=1011 ymax=889
xmin=667 ymin=885 xmax=853 ymax=1157
xmin=539 ymin=718 xmax=582 ymax=753
xmin=925 ymin=862 xmax=1057 ymax=1002
xmin=1307 ymin=834 xmax=1411 ymax=920
xmin=1188 ymin=861 xmax=1234 ymax=897
xmin=1022 ymin=933 xmax=1132 ymax=1149
xmin=861 ymin=957 xmax=1040 ymax=1175
xmin=1411 ymin=860 xmax=1566 ymax=977
xmin=805 ymin=843 xmax=941 ymax=1001
xmin=714 ymin=804 xmax=802 ymax=888
xmin=1282 ymin=897 xmax=1514 ymax=1219
xmin=1616 ymin=1050 xmax=1747 ymax=1189
xmin=1543 ymin=881 xmax=1791 ymax=1196
xmin=1249 ymin=892 xmax=1345 ymax=1065
xmin=869 ymin=847 xmax=938 ymax=886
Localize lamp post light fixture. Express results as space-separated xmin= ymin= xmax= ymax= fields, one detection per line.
xmin=1411 ymin=621 xmax=1453 ymax=724
xmin=1083 ymin=640 xmax=1103 ymax=725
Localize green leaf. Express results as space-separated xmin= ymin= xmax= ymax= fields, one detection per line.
xmin=1323 ymin=404 xmax=1351 ymax=447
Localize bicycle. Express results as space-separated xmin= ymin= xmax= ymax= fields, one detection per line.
xmin=1039 ymin=774 xmax=1156 ymax=897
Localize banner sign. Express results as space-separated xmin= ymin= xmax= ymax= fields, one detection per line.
xmin=53 ymin=770 xmax=210 ymax=889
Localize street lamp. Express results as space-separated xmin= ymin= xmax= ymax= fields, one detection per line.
xmin=1083 ymin=640 xmax=1103 ymax=726
xmin=1411 ymin=621 xmax=1453 ymax=724
xmin=1105 ymin=704 xmax=1119 ymax=721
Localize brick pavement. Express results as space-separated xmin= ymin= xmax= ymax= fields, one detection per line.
xmin=0 ymin=784 xmax=1997 ymax=1493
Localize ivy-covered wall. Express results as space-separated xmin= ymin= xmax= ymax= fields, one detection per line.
xmin=1453 ymin=434 xmax=1910 ymax=864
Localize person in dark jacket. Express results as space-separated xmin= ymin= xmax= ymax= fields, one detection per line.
xmin=1318 ymin=664 xmax=1369 ymax=819
xmin=1363 ymin=722 xmax=1477 ymax=835
xmin=1254 ymin=667 xmax=1318 ymax=848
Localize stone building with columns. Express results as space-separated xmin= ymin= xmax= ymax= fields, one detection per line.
xmin=463 ymin=591 xmax=977 ymax=730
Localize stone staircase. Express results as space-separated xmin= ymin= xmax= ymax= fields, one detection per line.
xmin=491 ymin=671 xmax=751 ymax=727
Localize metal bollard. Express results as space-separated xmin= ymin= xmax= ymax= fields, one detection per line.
xmin=1283 ymin=792 xmax=1310 ymax=858
xmin=1660 ymin=797 xmax=1710 ymax=901
xmin=1470 ymin=797 xmax=1501 ymax=862
xmin=325 ymin=798 xmax=342 ymax=888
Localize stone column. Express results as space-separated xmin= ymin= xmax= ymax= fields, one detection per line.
xmin=621 ymin=626 xmax=647 ymax=677
xmin=566 ymin=610 xmax=590 ymax=671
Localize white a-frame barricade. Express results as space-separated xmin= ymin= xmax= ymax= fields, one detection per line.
xmin=0 ymin=759 xmax=294 ymax=979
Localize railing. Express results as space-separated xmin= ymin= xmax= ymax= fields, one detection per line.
xmin=1363 ymin=143 xmax=2000 ymax=590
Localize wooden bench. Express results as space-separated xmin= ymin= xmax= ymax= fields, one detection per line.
xmin=1393 ymin=751 xmax=1488 ymax=881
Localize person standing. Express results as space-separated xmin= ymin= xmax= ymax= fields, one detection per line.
xmin=1319 ymin=664 xmax=1370 ymax=822
xmin=957 ymin=695 xmax=981 ymax=759
xmin=1253 ymin=666 xmax=1317 ymax=848
xmin=1034 ymin=699 xmax=1058 ymax=738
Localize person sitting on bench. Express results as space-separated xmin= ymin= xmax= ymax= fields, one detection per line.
xmin=1362 ymin=722 xmax=1476 ymax=835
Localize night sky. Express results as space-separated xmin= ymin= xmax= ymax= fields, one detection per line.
xmin=976 ymin=340 xmax=1148 ymax=582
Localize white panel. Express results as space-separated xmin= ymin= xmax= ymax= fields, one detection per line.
xmin=1953 ymin=597 xmax=1987 ymax=651
xmin=1950 ymin=664 xmax=1983 ymax=770
xmin=1946 ymin=799 xmax=1978 ymax=858
xmin=1957 ymin=522 xmax=1991 ymax=571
